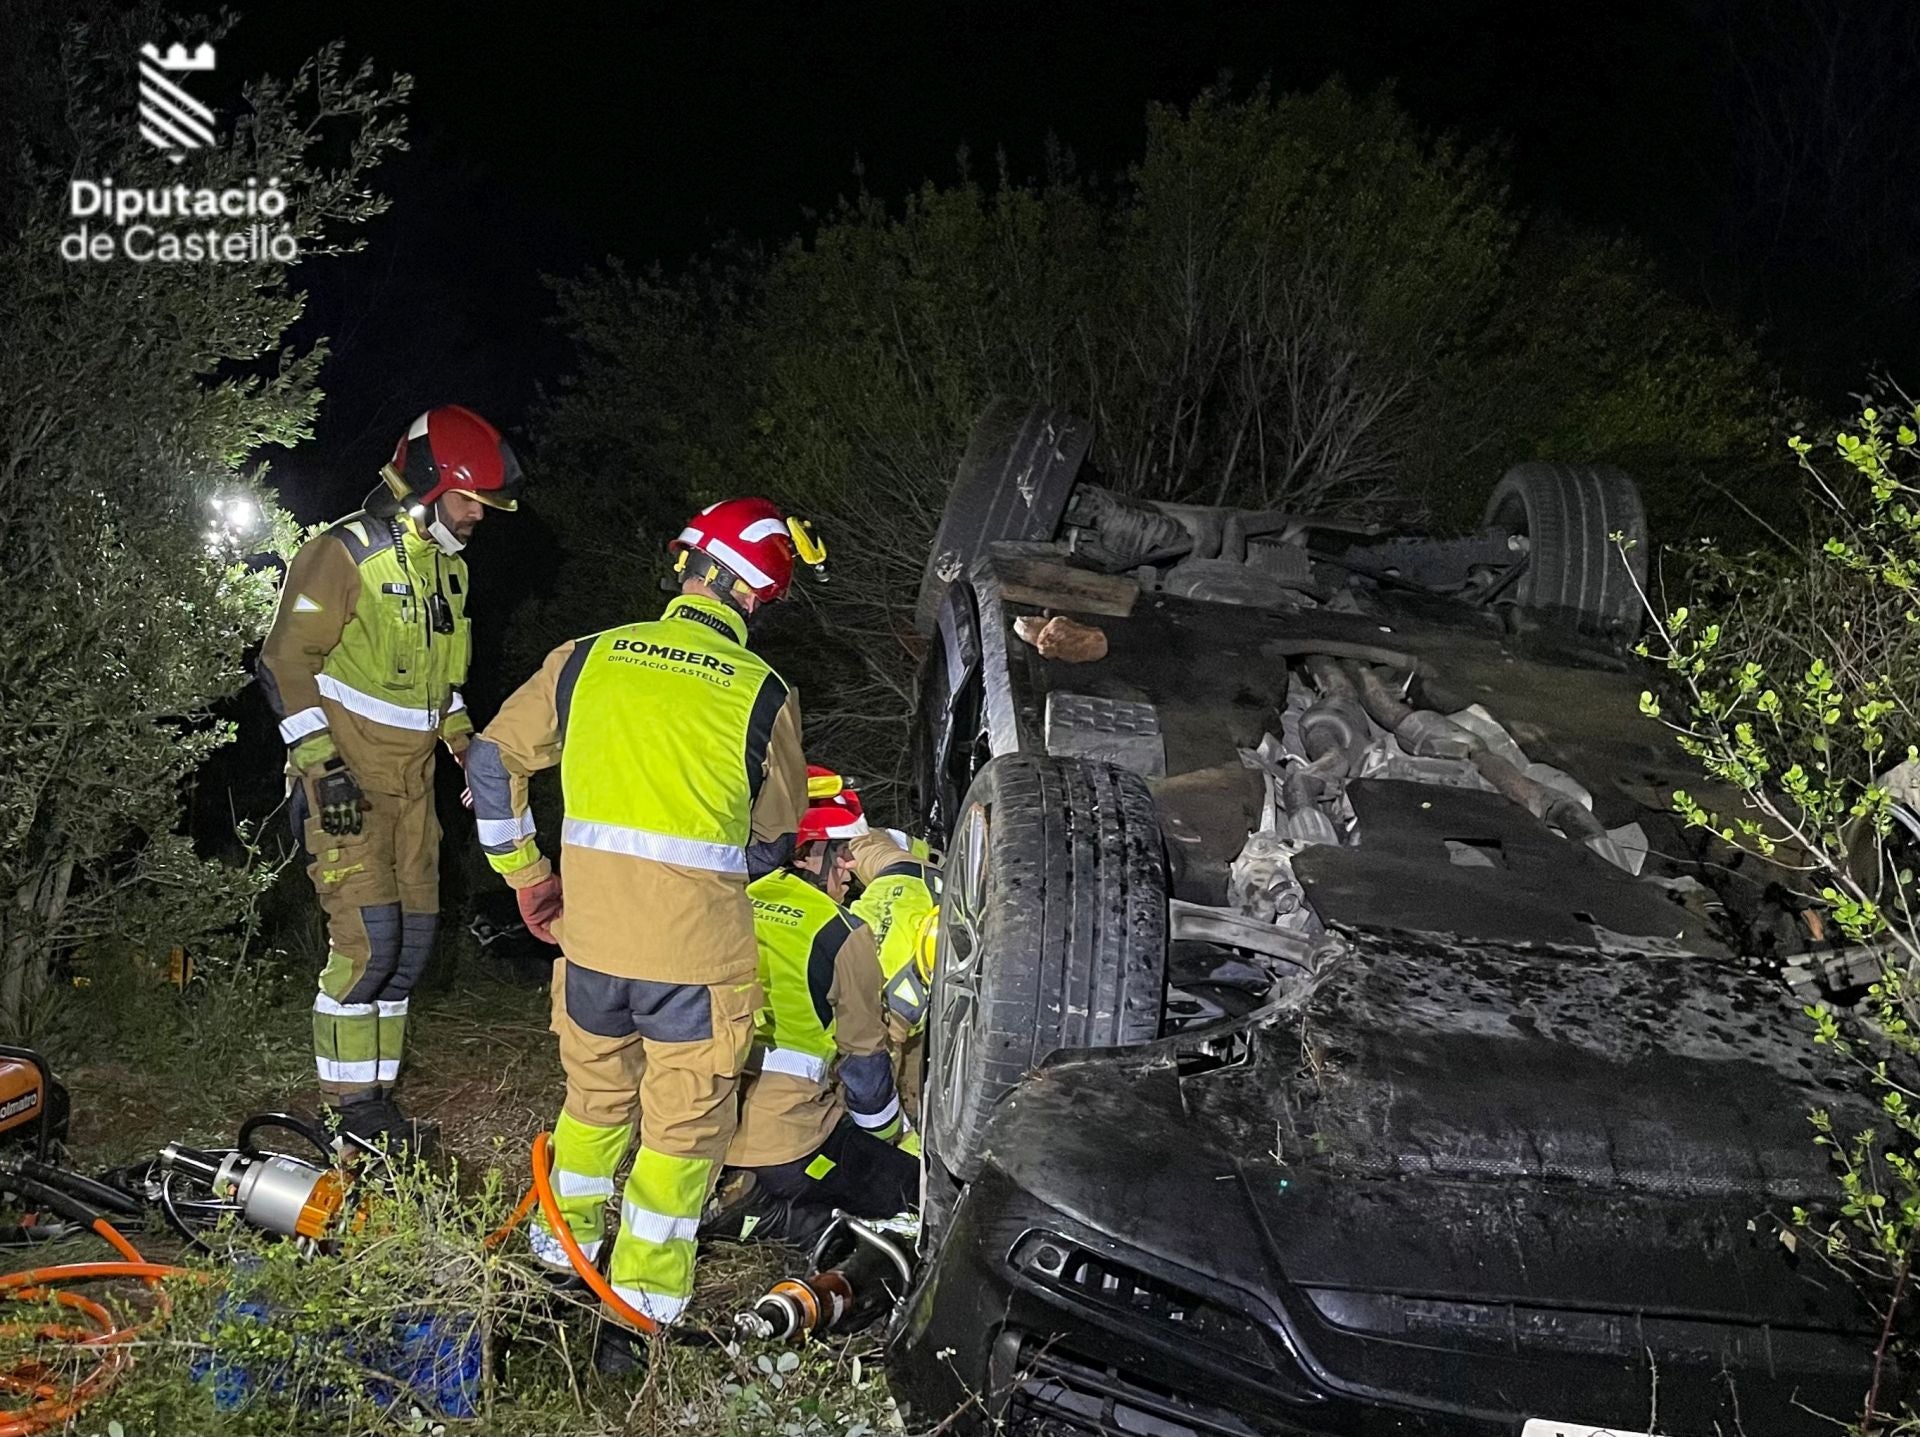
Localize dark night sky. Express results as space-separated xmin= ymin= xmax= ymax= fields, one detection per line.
xmin=223 ymin=0 xmax=1906 ymax=521
xmin=182 ymin=0 xmax=1919 ymax=835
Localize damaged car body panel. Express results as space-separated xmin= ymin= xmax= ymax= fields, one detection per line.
xmin=888 ymin=406 xmax=1887 ymax=1434
xmin=899 ymin=1033 xmax=1877 ymax=1435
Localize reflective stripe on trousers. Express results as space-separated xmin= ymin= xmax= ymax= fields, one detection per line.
xmin=609 ymin=1284 xmax=690 ymax=1326
xmin=534 ymin=1111 xmax=630 ymax=1264
xmin=606 ymin=1147 xmax=713 ymax=1325
xmin=849 ymin=1093 xmax=903 ymax=1131
xmin=529 ymin=1219 xmax=601 ymax=1270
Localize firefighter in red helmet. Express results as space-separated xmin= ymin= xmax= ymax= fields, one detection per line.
xmin=257 ymin=405 xmax=526 ymax=1149
xmin=668 ymin=496 xmax=829 ymax=612
xmin=702 ymin=766 xmax=919 ymax=1248
xmin=466 ymin=497 xmax=824 ymax=1361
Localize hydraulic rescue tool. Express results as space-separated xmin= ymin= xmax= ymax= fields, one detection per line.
xmin=153 ymin=1140 xmax=351 ymax=1243
xmin=736 ymin=1210 xmax=917 ymax=1342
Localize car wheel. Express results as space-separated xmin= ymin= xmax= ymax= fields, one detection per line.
xmin=925 ymin=755 xmax=1167 ymax=1192
xmin=914 ymin=401 xmax=1092 ymax=636
xmin=1483 ymin=462 xmax=1649 ymax=634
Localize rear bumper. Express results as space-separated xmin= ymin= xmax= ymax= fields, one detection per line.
xmin=885 ymin=1094 xmax=1881 ymax=1436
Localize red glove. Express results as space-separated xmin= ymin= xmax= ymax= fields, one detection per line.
xmin=516 ymin=874 xmax=564 ymax=945
xmin=454 ymin=747 xmax=473 ymax=810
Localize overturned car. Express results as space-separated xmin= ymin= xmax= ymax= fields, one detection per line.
xmin=885 ymin=402 xmax=1887 ymax=1435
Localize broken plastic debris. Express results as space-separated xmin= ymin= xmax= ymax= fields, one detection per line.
xmin=1013 ymin=614 xmax=1109 ymax=662
xmin=1603 ymin=822 xmax=1649 ymax=876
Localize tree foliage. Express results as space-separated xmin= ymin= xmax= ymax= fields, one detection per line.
xmin=1637 ymin=400 xmax=1920 ymax=1430
xmin=534 ymin=82 xmax=1770 ymax=797
xmin=0 ymin=4 xmax=408 ymax=1031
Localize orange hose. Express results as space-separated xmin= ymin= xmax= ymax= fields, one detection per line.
xmin=0 ymin=1219 xmax=189 ymax=1437
xmin=86 ymin=1219 xmax=144 ymax=1267
xmin=0 ymin=1263 xmax=181 ymax=1291
xmin=482 ymin=1183 xmax=539 ymax=1250
xmin=494 ymin=1134 xmax=660 ymax=1338
xmin=0 ymin=1133 xmax=666 ymax=1434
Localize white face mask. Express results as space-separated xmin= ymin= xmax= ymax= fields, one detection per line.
xmin=411 ymin=500 xmax=465 ymax=556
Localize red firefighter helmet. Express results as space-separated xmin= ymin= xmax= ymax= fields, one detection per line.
xmin=383 ymin=405 xmax=526 ymax=513
xmin=670 ymin=498 xmax=826 ymax=605
xmin=798 ymin=766 xmax=869 ymax=846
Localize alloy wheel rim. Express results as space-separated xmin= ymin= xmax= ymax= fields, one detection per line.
xmin=933 ymin=799 xmax=989 ymax=1147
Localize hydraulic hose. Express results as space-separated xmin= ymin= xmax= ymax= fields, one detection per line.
xmin=0 ymin=1219 xmax=190 ymax=1436
xmin=236 ymin=1112 xmax=336 ymax=1167
xmin=0 ymin=1129 xmax=672 ymax=1431
xmin=1 ymin=1118 xmax=672 ymax=1432
xmin=0 ymin=1169 xmax=118 ymax=1230
xmin=484 ymin=1184 xmax=539 ymax=1250
xmin=486 ymin=1133 xmax=660 ymax=1339
xmin=5 ymin=1159 xmax=143 ymax=1219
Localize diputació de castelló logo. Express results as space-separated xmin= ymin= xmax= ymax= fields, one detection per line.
xmin=139 ymin=41 xmax=217 ymax=162
xmin=59 ymin=41 xmax=300 ymax=264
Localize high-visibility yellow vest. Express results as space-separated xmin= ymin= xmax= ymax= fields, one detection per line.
xmin=315 ymin=513 xmax=471 ymax=731
xmin=747 ymin=868 xmax=862 ymax=1080
xmin=558 ymin=595 xmax=789 ymax=873
xmin=882 ymin=828 xmax=936 ymax=863
xmin=851 ymin=859 xmax=940 ymax=1032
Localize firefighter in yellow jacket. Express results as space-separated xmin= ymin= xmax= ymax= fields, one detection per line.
xmin=840 ymin=790 xmax=941 ymax=1122
xmin=847 ymin=826 xmax=940 ymax=1035
xmin=257 ymin=406 xmax=525 ymax=1143
xmin=715 ymin=771 xmax=919 ymax=1240
xmin=465 ymin=499 xmax=818 ymax=1349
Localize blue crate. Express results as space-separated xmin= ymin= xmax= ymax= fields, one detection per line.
xmin=192 ymin=1294 xmax=482 ymax=1418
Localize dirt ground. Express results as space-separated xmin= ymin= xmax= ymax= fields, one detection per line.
xmin=56 ymin=958 xmax=557 ymax=1172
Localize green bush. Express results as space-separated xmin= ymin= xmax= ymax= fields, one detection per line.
xmin=0 ymin=4 xmax=408 ymax=1032
xmin=533 ymin=82 xmax=1771 ymax=794
xmin=1637 ymin=398 xmax=1920 ymax=1432
xmin=54 ymin=1157 xmax=899 ymax=1437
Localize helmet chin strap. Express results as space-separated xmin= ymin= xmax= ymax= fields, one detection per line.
xmin=677 ymin=551 xmax=753 ymax=617
xmin=410 ymin=499 xmax=466 ymax=556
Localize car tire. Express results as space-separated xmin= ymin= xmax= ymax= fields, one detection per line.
xmin=914 ymin=401 xmax=1092 ymax=636
xmin=925 ymin=754 xmax=1167 ymax=1188
xmin=1482 ymin=462 xmax=1648 ymax=634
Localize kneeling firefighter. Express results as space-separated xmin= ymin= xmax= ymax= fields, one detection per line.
xmin=837 ymin=780 xmax=941 ymax=1123
xmin=257 ymin=405 xmax=525 ymax=1144
xmin=710 ymin=769 xmax=920 ymax=1245
xmin=465 ymin=499 xmax=818 ymax=1350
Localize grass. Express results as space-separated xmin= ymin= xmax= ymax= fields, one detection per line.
xmin=0 ymin=927 xmax=910 ymax=1436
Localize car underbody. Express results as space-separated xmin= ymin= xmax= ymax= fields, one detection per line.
xmin=882 ymin=404 xmax=1893 ymax=1435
